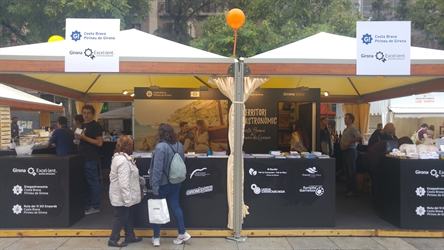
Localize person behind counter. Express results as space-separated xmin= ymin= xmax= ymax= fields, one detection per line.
xmin=363 ymin=136 xmax=414 ymax=212
xmin=340 ymin=113 xmax=362 ymax=197
xmin=75 ymin=105 xmax=103 ymax=215
xmin=290 ymin=120 xmax=309 ymax=153
xmin=320 ymin=116 xmax=333 ymax=156
xmin=177 ymin=121 xmax=194 ymax=152
xmin=46 ymin=116 xmax=77 ymax=155
xmin=11 ymin=116 xmax=20 ymax=140
xmin=108 ymin=135 xmax=143 ymax=247
xmin=103 ymin=130 xmax=113 ymax=142
xmin=193 ymin=120 xmax=209 ymax=153
xmin=368 ymin=123 xmax=398 ymax=148
xmin=150 ymin=123 xmax=191 ymax=247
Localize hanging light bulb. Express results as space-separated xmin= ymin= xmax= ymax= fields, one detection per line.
xmin=122 ymin=90 xmax=128 ymax=95
xmin=323 ymin=91 xmax=330 ymax=97
xmin=130 ymin=93 xmax=135 ymax=97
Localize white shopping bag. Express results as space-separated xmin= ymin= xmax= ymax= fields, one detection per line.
xmin=148 ymin=198 xmax=170 ymax=224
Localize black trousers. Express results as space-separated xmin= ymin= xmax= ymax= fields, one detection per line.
xmin=110 ymin=206 xmax=136 ymax=242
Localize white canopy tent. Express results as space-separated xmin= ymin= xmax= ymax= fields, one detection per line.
xmin=0 ymin=84 xmax=63 ymax=112
xmin=98 ymin=106 xmax=132 ymax=120
xmin=245 ymin=32 xmax=444 ymax=104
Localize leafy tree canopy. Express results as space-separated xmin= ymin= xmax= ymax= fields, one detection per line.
xmin=1 ymin=0 xmax=152 ymax=45
xmin=191 ymin=0 xmax=361 ymax=57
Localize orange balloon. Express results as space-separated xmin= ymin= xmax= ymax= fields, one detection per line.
xmin=226 ymin=8 xmax=245 ymax=30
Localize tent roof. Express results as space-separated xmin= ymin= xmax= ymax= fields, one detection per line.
xmin=98 ymin=106 xmax=132 ymax=119
xmin=246 ymin=32 xmax=444 ymax=64
xmin=244 ymin=32 xmax=444 ymax=103
xmin=0 ymin=29 xmax=234 ymax=101
xmin=0 ymin=84 xmax=63 ymax=112
xmin=0 ymin=30 xmax=442 ymax=103
xmin=0 ymin=29 xmax=232 ymax=63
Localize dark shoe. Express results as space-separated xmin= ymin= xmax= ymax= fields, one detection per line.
xmin=340 ymin=189 xmax=349 ymax=193
xmin=125 ymin=237 xmax=143 ymax=243
xmin=108 ymin=240 xmax=128 ymax=247
xmin=346 ymin=192 xmax=357 ymax=197
xmin=85 ymin=207 xmax=100 ymax=215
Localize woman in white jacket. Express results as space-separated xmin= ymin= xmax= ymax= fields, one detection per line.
xmin=108 ymin=135 xmax=142 ymax=247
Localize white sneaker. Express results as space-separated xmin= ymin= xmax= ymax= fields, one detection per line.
xmin=173 ymin=232 xmax=191 ymax=245
xmin=151 ymin=237 xmax=160 ymax=247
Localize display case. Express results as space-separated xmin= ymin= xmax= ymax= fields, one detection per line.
xmin=0 ymin=106 xmax=11 ymax=149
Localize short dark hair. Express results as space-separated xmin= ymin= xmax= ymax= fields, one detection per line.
xmin=157 ymin=123 xmax=178 ymax=144
xmin=12 ymin=116 xmax=18 ymax=120
xmin=420 ymin=123 xmax=428 ymax=128
xmin=114 ymin=135 xmax=133 ymax=155
xmin=82 ymin=105 xmax=95 ymax=115
xmin=345 ymin=113 xmax=355 ymax=123
xmin=398 ymin=136 xmax=413 ymax=147
xmin=74 ymin=114 xmax=84 ymax=123
xmin=57 ymin=116 xmax=68 ymax=125
xmin=179 ymin=121 xmax=188 ymax=128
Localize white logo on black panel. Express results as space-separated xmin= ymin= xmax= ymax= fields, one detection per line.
xmin=190 ymin=168 xmax=208 ymax=179
xmin=248 ymin=168 xmax=257 ymax=176
xmin=12 ymin=204 xmax=22 ymax=215
xmin=28 ymin=167 xmax=36 ymax=176
xmin=415 ymin=206 xmax=426 ymax=216
xmin=415 ymin=187 xmax=426 ymax=197
xmin=306 ymin=167 xmax=317 ymax=174
xmin=12 ymin=185 xmax=23 ymax=195
xmin=430 ymin=169 xmax=439 ymax=178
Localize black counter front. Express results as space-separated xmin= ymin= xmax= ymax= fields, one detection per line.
xmin=379 ymin=157 xmax=444 ymax=229
xmin=134 ymin=157 xmax=335 ymax=229
xmin=134 ymin=158 xmax=228 ymax=229
xmin=0 ymin=154 xmax=85 ymax=228
xmin=243 ymin=158 xmax=335 ymax=228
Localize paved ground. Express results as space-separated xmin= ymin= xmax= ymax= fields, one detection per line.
xmin=1 ymin=236 xmax=443 ymax=249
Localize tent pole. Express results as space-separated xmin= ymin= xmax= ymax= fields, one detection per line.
xmin=233 ymin=59 xmax=246 ymax=241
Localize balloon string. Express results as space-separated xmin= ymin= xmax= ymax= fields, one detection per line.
xmin=232 ymin=29 xmax=238 ymax=58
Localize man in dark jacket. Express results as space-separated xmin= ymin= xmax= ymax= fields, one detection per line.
xmin=363 ymin=136 xmax=413 ymax=212
xmin=368 ymin=123 xmax=398 ymax=148
xmin=46 ymin=116 xmax=77 ymax=155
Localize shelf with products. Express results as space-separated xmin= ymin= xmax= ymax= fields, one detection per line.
xmin=0 ymin=105 xmax=11 ymax=149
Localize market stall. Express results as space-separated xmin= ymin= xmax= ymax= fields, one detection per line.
xmin=1 ymin=28 xmax=443 ymax=236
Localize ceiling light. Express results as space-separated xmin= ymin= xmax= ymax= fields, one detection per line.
xmin=324 ymin=91 xmax=330 ymax=97
xmin=130 ymin=93 xmax=135 ymax=97
xmin=122 ymin=90 xmax=128 ymax=95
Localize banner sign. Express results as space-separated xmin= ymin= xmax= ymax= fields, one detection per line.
xmin=356 ymin=21 xmax=411 ymax=75
xmin=65 ymin=18 xmax=120 ymax=72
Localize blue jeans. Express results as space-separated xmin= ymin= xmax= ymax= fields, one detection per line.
xmin=342 ymin=148 xmax=357 ymax=194
xmin=153 ymin=183 xmax=185 ymax=238
xmin=84 ymin=160 xmax=101 ymax=209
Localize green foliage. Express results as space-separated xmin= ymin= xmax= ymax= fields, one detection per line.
xmin=191 ymin=0 xmax=360 ymax=57
xmin=190 ymin=14 xmax=283 ymax=57
xmin=409 ymin=0 xmax=444 ymax=48
xmin=370 ymin=0 xmax=392 ymax=21
xmin=153 ymin=0 xmax=219 ymax=45
xmin=1 ymin=0 xmax=152 ymax=45
xmin=393 ymin=0 xmax=410 ymax=21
